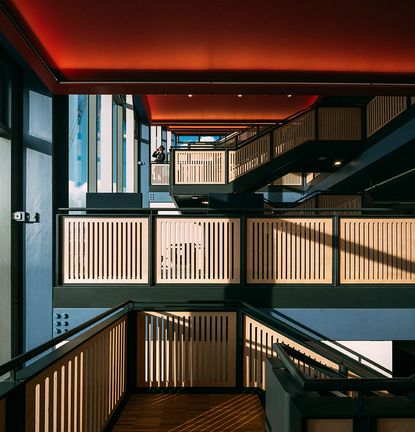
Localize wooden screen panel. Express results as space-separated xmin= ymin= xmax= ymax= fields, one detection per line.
xmin=25 ymin=317 xmax=127 ymax=432
xmin=174 ymin=151 xmax=225 ymax=184
xmin=378 ymin=418 xmax=415 ymax=432
xmin=340 ymin=219 xmax=415 ymax=284
xmin=274 ymin=110 xmax=315 ymax=157
xmin=318 ymin=107 xmax=361 ymax=140
xmin=273 ymin=172 xmax=303 ymax=186
xmin=243 ymin=315 xmax=340 ymax=390
xmin=62 ymin=217 xmax=149 ymax=284
xmin=137 ymin=312 xmax=236 ymax=388
xmin=155 ymin=218 xmax=240 ymax=284
xmin=307 ymin=419 xmax=353 ymax=432
xmin=151 ymin=163 xmax=169 ymax=185
xmin=367 ymin=96 xmax=407 ymax=137
xmin=228 ymin=135 xmax=270 ymax=181
xmin=317 ymin=195 xmax=361 ymax=215
xmin=246 ymin=218 xmax=333 ymax=284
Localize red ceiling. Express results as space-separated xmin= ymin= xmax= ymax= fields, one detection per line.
xmin=144 ymin=95 xmax=318 ymax=124
xmin=2 ymin=0 xmax=415 ymax=96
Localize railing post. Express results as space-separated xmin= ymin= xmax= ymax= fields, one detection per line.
xmin=149 ymin=212 xmax=155 ymax=286
xmin=235 ymin=307 xmax=244 ymax=389
xmin=240 ymin=214 xmax=247 ymax=287
xmin=169 ymin=149 xmax=175 ymax=189
xmin=5 ymin=383 xmax=26 ymax=432
xmin=126 ymin=308 xmax=137 ymax=392
xmin=332 ymin=215 xmax=340 ymax=286
xmin=225 ymin=149 xmax=229 ymax=185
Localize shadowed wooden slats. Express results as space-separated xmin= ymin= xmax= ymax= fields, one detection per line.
xmin=25 ymin=317 xmax=127 ymax=432
xmin=246 ymin=218 xmax=333 ymax=283
xmin=274 ymin=110 xmax=315 ymax=156
xmin=340 ymin=219 xmax=415 ymax=283
xmin=228 ymin=135 xmax=270 ymax=181
xmin=62 ymin=217 xmax=148 ymax=284
xmin=318 ymin=107 xmax=361 ymax=140
xmin=137 ymin=312 xmax=236 ymax=388
xmin=307 ymin=419 xmax=353 ymax=432
xmin=151 ymin=163 xmax=169 ymax=185
xmin=156 ymin=218 xmax=240 ymax=284
xmin=377 ymin=418 xmax=415 ymax=432
xmin=0 ymin=398 xmax=5 ymax=432
xmin=367 ymin=96 xmax=407 ymax=137
xmin=112 ymin=393 xmax=264 ymax=432
xmin=243 ymin=315 xmax=340 ymax=390
xmin=175 ymin=151 xmax=226 ymax=184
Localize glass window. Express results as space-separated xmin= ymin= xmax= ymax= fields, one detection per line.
xmin=68 ymin=95 xmax=88 ymax=207
xmin=29 ymin=91 xmax=52 ymax=142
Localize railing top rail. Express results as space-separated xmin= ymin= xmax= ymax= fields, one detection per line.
xmin=0 ymin=300 xmax=132 ymax=377
xmin=273 ymin=343 xmax=415 ymax=393
xmin=57 ymin=207 xmax=415 ymax=215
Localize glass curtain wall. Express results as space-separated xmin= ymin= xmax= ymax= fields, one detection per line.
xmin=69 ymin=95 xmax=137 ymax=205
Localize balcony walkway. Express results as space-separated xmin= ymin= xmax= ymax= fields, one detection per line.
xmin=112 ymin=393 xmax=264 ymax=431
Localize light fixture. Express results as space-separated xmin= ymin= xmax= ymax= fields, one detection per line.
xmin=334 ymin=160 xmax=342 ymax=166
xmin=237 ymin=94 xmax=243 ymax=98
xmin=188 ymin=94 xmax=193 ymax=98
xmin=192 ymin=196 xmax=198 ymax=200
xmin=201 ymin=200 xmax=209 ymax=205
xmin=287 ymin=94 xmax=293 ymax=98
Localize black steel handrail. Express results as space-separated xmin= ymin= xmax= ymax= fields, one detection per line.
xmin=273 ymin=343 xmax=415 ymax=393
xmin=0 ymin=300 xmax=132 ymax=379
xmin=270 ymin=310 xmax=392 ymax=375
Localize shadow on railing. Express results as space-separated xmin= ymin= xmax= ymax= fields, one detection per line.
xmin=0 ymin=300 xmax=408 ymax=431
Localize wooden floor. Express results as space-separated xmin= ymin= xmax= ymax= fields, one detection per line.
xmin=112 ymin=393 xmax=264 ymax=431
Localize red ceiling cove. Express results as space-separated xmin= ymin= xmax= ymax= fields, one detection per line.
xmin=2 ymin=0 xmax=415 ymax=96
xmin=144 ymin=95 xmax=318 ymax=124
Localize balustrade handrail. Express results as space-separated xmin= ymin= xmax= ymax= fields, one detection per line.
xmin=0 ymin=300 xmax=132 ymax=378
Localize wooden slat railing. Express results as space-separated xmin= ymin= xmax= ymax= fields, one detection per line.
xmin=340 ymin=218 xmax=415 ymax=284
xmin=243 ymin=315 xmax=339 ymax=390
xmin=307 ymin=419 xmax=353 ymax=432
xmin=367 ymin=96 xmax=407 ymax=137
xmin=137 ymin=311 xmax=236 ymax=387
xmin=228 ymin=135 xmax=270 ymax=181
xmin=25 ymin=316 xmax=127 ymax=432
xmin=150 ymin=163 xmax=169 ymax=185
xmin=318 ymin=107 xmax=361 ymax=140
xmin=174 ymin=150 xmax=225 ymax=184
xmin=274 ymin=110 xmax=315 ymax=156
xmin=155 ymin=218 xmax=241 ymax=284
xmin=246 ymin=218 xmax=333 ymax=283
xmin=62 ymin=217 xmax=149 ymax=284
xmin=273 ymin=172 xmax=303 ymax=186
xmin=377 ymin=418 xmax=415 ymax=432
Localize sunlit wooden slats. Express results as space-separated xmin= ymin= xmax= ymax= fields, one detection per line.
xmin=150 ymin=163 xmax=169 ymax=185
xmin=137 ymin=312 xmax=236 ymax=388
xmin=25 ymin=317 xmax=127 ymax=432
xmin=367 ymin=96 xmax=407 ymax=137
xmin=174 ymin=151 xmax=226 ymax=184
xmin=155 ymin=218 xmax=240 ymax=284
xmin=318 ymin=107 xmax=361 ymax=141
xmin=340 ymin=219 xmax=415 ymax=283
xmin=228 ymin=135 xmax=270 ymax=181
xmin=274 ymin=110 xmax=315 ymax=156
xmin=62 ymin=217 xmax=148 ymax=284
xmin=243 ymin=315 xmax=339 ymax=390
xmin=246 ymin=218 xmax=333 ymax=283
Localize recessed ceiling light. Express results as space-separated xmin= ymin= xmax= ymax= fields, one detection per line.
xmin=192 ymin=196 xmax=198 ymax=200
xmin=188 ymin=94 xmax=193 ymax=98
xmin=237 ymin=94 xmax=243 ymax=98
xmin=334 ymin=160 xmax=342 ymax=166
xmin=201 ymin=200 xmax=209 ymax=205
xmin=287 ymin=94 xmax=293 ymax=98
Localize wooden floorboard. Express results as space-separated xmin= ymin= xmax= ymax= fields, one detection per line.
xmin=111 ymin=393 xmax=265 ymax=431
